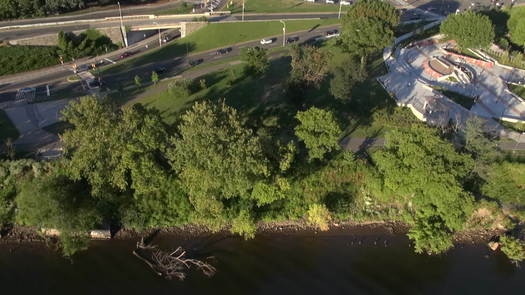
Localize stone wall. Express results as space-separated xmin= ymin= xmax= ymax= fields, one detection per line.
xmin=180 ymin=22 xmax=207 ymax=38
xmin=8 ymin=27 xmax=123 ymax=46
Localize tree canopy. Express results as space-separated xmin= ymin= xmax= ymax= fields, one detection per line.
xmin=241 ymin=46 xmax=270 ymax=76
xmin=374 ymin=126 xmax=474 ymax=254
xmin=290 ymin=45 xmax=330 ymax=88
xmin=330 ymin=57 xmax=367 ymax=101
xmin=295 ymin=107 xmax=342 ymax=161
xmin=440 ymin=11 xmax=495 ymax=48
xmin=340 ymin=0 xmax=398 ymax=58
xmin=167 ymin=101 xmax=270 ymax=226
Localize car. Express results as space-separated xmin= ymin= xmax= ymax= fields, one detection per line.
xmin=86 ymin=79 xmax=100 ymax=89
xmin=340 ymin=0 xmax=351 ymax=5
xmin=119 ymin=51 xmax=135 ymax=59
xmin=189 ymin=58 xmax=204 ymax=66
xmin=287 ymin=36 xmax=299 ymax=43
xmin=325 ymin=30 xmax=339 ymax=38
xmin=76 ymin=64 xmax=91 ymax=73
xmin=326 ymin=0 xmax=335 ymax=4
xmin=153 ymin=67 xmax=167 ymax=75
xmin=216 ymin=47 xmax=232 ymax=55
xmin=260 ymin=38 xmax=273 ymax=45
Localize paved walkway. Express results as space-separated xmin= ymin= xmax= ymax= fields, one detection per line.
xmin=379 ymin=28 xmax=525 ymax=145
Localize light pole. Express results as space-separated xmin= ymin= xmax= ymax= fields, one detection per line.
xmin=153 ymin=22 xmax=162 ymax=47
xmin=117 ymin=1 xmax=128 ymax=47
xmin=280 ymin=20 xmax=286 ymax=47
xmin=338 ymin=0 xmax=343 ymax=19
xmin=242 ymin=0 xmax=245 ymax=22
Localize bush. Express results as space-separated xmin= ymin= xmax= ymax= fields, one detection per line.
xmin=500 ymin=235 xmax=525 ymax=263
xmin=168 ymin=79 xmax=192 ymax=97
xmin=0 ymin=46 xmax=60 ymax=76
xmin=306 ymin=204 xmax=331 ymax=231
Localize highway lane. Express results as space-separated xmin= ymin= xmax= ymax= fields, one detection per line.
xmin=0 ymin=24 xmax=341 ymax=102
xmin=0 ymin=0 xmax=203 ymax=27
xmin=0 ymin=8 xmax=436 ymax=41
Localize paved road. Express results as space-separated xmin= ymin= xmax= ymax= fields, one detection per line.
xmin=0 ymin=0 xmax=202 ymax=26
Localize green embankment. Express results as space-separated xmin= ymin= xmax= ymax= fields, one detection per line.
xmin=102 ymin=19 xmax=340 ymax=75
xmin=0 ymin=46 xmax=60 ymax=76
xmin=228 ymin=0 xmax=350 ymax=13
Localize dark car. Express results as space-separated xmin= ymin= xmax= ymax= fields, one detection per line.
xmin=189 ymin=58 xmax=204 ymax=66
xmin=216 ymin=47 xmax=233 ymax=55
xmin=153 ymin=67 xmax=167 ymax=75
xmin=287 ymin=36 xmax=299 ymax=43
xmin=119 ymin=51 xmax=136 ymax=59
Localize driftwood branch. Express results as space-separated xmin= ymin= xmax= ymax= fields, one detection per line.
xmin=133 ymin=237 xmax=216 ymax=280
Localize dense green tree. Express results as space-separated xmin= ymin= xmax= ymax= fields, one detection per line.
xmin=16 ymin=174 xmax=101 ymax=256
xmin=463 ymin=117 xmax=499 ymax=167
xmin=507 ymin=7 xmax=525 ymax=37
xmin=167 ymin=101 xmax=270 ymax=226
xmin=61 ymin=96 xmax=170 ymax=198
xmin=481 ymin=161 xmax=525 ymax=207
xmin=329 ymin=57 xmax=367 ymax=101
xmin=500 ymin=235 xmax=525 ymax=264
xmin=374 ymin=126 xmax=475 ymax=254
xmin=151 ymin=71 xmax=159 ymax=85
xmin=0 ymin=160 xmax=37 ymax=227
xmin=346 ymin=0 xmax=399 ymax=27
xmin=57 ymin=29 xmax=117 ymax=61
xmin=295 ymin=107 xmax=342 ymax=161
xmin=230 ymin=209 xmax=257 ymax=239
xmin=134 ymin=75 xmax=142 ymax=88
xmin=440 ymin=11 xmax=495 ymax=48
xmin=341 ymin=16 xmax=395 ymax=61
xmin=241 ymin=46 xmax=269 ymax=76
xmin=340 ymin=0 xmax=398 ymax=62
xmin=290 ymin=45 xmax=330 ymax=88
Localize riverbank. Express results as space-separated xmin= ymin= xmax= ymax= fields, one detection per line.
xmin=0 ymin=220 xmax=505 ymax=251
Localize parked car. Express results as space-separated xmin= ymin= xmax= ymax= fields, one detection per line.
xmin=189 ymin=58 xmax=204 ymax=66
xmin=325 ymin=30 xmax=339 ymax=38
xmin=340 ymin=0 xmax=351 ymax=5
xmin=260 ymin=38 xmax=274 ymax=45
xmin=216 ymin=47 xmax=232 ymax=55
xmin=326 ymin=0 xmax=335 ymax=4
xmin=119 ymin=51 xmax=136 ymax=59
xmin=287 ymin=36 xmax=300 ymax=43
xmin=76 ymin=64 xmax=91 ymax=73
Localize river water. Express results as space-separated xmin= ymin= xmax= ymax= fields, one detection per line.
xmin=1 ymin=226 xmax=524 ymax=295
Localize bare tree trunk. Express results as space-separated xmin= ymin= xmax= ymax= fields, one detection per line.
xmin=133 ymin=237 xmax=216 ymax=280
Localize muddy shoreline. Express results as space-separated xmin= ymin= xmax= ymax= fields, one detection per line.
xmin=0 ymin=220 xmax=504 ymax=249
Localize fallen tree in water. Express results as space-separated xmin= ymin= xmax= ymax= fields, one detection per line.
xmin=133 ymin=237 xmax=216 ymax=280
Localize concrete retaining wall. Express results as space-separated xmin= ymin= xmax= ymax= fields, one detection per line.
xmin=180 ymin=22 xmax=207 ymax=38
xmin=8 ymin=27 xmax=123 ymax=46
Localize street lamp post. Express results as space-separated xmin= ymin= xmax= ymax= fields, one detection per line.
xmin=338 ymin=0 xmax=343 ymax=19
xmin=117 ymin=1 xmax=128 ymax=47
xmin=153 ymin=22 xmax=162 ymax=47
xmin=242 ymin=0 xmax=245 ymax=22
xmin=280 ymin=20 xmax=286 ymax=47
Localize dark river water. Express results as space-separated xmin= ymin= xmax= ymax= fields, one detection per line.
xmin=1 ymin=227 xmax=524 ymax=295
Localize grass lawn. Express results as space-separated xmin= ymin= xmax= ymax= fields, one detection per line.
xmin=509 ymin=84 xmax=525 ymax=99
xmin=132 ymin=38 xmax=419 ymax=140
xmin=433 ymin=87 xmax=476 ymax=110
xmin=228 ymin=0 xmax=351 ymax=13
xmin=157 ymin=2 xmax=193 ymax=15
xmin=102 ymin=19 xmax=340 ymax=75
xmin=0 ymin=110 xmax=19 ymax=143
xmin=0 ymin=45 xmax=60 ymax=77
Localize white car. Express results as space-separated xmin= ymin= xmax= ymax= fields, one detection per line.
xmin=260 ymin=38 xmax=273 ymax=45
xmin=326 ymin=0 xmax=335 ymax=3
xmin=341 ymin=0 xmax=351 ymax=5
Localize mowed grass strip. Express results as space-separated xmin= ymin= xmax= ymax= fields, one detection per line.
xmin=229 ymin=0 xmax=350 ymax=13
xmin=102 ymin=19 xmax=340 ymax=75
xmin=0 ymin=45 xmax=60 ymax=76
